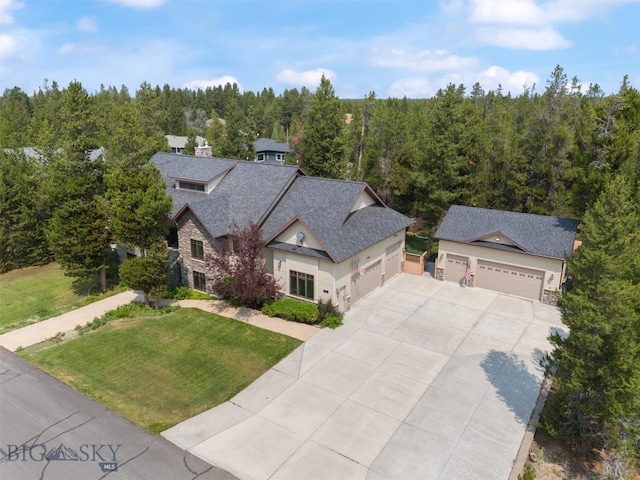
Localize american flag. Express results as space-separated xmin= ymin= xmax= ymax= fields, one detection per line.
xmin=464 ymin=259 xmax=472 ymax=284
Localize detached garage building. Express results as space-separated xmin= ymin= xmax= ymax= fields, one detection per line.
xmin=434 ymin=205 xmax=579 ymax=305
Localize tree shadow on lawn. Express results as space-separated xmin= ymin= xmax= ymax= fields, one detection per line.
xmin=480 ymin=349 xmax=546 ymax=426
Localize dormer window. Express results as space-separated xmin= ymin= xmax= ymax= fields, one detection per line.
xmin=178 ymin=181 xmax=205 ymax=192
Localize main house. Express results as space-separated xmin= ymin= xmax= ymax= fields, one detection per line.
xmin=152 ymin=152 xmax=412 ymax=311
xmin=434 ymin=205 xmax=579 ymax=305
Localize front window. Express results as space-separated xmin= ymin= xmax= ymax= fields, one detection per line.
xmin=193 ymin=271 xmax=206 ymax=292
xmin=257 ymin=153 xmax=265 ymax=162
xmin=190 ymin=239 xmax=204 ymax=260
xmin=290 ymin=270 xmax=314 ymax=300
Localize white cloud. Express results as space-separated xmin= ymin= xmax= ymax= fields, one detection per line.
xmin=0 ymin=33 xmax=17 ymax=58
xmin=108 ymin=0 xmax=166 ymax=9
xmin=183 ymin=76 xmax=243 ymax=91
xmin=468 ymin=0 xmax=545 ymax=26
xmin=467 ymin=0 xmax=635 ymax=26
xmin=386 ymin=65 xmax=540 ymax=98
xmin=0 ymin=0 xmax=23 ymax=25
xmin=369 ymin=48 xmax=479 ymax=72
xmin=58 ymin=43 xmax=75 ymax=54
xmin=478 ymin=66 xmax=540 ymax=94
xmin=276 ymin=68 xmax=336 ymax=87
xmin=388 ymin=77 xmax=435 ymax=98
xmin=476 ymin=27 xmax=572 ymax=50
xmin=76 ymin=16 xmax=97 ymax=33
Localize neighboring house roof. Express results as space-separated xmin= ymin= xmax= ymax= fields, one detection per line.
xmin=254 ymin=138 xmax=291 ymax=154
xmin=165 ymin=135 xmax=206 ymax=149
xmin=151 ymin=152 xmax=412 ymax=263
xmin=3 ymin=147 xmax=104 ymax=161
xmin=434 ymin=205 xmax=579 ymax=260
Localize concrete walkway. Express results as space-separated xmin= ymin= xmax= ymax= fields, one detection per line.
xmin=165 ymin=299 xmax=319 ymax=342
xmin=163 ymin=273 xmax=566 ymax=480
xmin=0 ymin=290 xmax=144 ymax=352
xmin=0 ymin=293 xmax=319 ymax=353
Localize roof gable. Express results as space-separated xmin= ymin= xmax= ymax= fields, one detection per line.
xmin=434 ymin=205 xmax=579 ymax=259
xmin=469 ymin=231 xmax=528 ymax=252
xmin=152 ymin=152 xmax=412 ymax=261
xmin=262 ymin=176 xmax=412 ymax=262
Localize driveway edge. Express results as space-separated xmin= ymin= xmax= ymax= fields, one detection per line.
xmin=508 ymin=376 xmax=552 ymax=480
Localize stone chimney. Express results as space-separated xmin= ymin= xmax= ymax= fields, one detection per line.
xmin=194 ymin=141 xmax=212 ymax=157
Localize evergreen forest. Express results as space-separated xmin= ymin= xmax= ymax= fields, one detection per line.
xmin=0 ymin=64 xmax=639 ymax=474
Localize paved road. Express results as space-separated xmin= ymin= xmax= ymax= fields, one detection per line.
xmin=0 ymin=347 xmax=236 ymax=480
xmin=164 ymin=273 xmax=566 ymax=480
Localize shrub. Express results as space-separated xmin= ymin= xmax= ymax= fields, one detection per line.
xmin=166 ymin=286 xmax=211 ymax=300
xmin=74 ymin=302 xmax=178 ymax=335
xmin=321 ymin=313 xmax=343 ymax=329
xmin=262 ymin=298 xmax=319 ymax=324
xmin=316 ymin=299 xmax=339 ymax=322
xmin=517 ymin=463 xmax=536 ymax=480
xmin=316 ymin=299 xmax=343 ymax=329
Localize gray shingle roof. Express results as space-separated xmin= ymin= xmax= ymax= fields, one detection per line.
xmin=152 ymin=152 xmax=300 ymax=238
xmin=254 ymin=138 xmax=291 ymax=154
xmin=151 ymin=152 xmax=412 ymax=262
xmin=261 ymin=176 xmax=412 ymax=263
xmin=434 ymin=205 xmax=579 ymax=259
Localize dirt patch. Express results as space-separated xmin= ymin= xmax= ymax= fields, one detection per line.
xmin=526 ymin=429 xmax=639 ymax=479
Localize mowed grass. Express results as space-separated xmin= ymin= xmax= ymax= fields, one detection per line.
xmin=0 ymin=263 xmax=123 ymax=333
xmin=20 ymin=308 xmax=301 ymax=433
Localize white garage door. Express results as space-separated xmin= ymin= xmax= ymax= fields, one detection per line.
xmin=444 ymin=254 xmax=468 ymax=284
xmin=351 ymin=261 xmax=381 ymax=305
xmin=385 ymin=242 xmax=402 ymax=280
xmin=476 ymin=260 xmax=543 ymax=300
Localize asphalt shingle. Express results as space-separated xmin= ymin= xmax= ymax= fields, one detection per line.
xmin=151 ymin=152 xmax=412 ymax=262
xmin=434 ymin=205 xmax=579 ymax=259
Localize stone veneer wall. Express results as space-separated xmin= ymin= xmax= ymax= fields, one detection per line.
xmin=542 ymin=289 xmax=559 ymax=306
xmin=177 ymin=211 xmax=217 ymax=291
xmin=168 ymin=248 xmax=182 ymax=289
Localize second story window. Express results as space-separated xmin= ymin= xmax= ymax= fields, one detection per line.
xmin=190 ymin=239 xmax=204 ymax=260
xmin=178 ymin=181 xmax=205 ymax=192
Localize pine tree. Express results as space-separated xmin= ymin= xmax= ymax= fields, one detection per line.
xmin=298 ymin=75 xmax=345 ymax=178
xmin=45 ymin=81 xmax=110 ymax=291
xmin=543 ymin=174 xmax=640 ymax=464
xmin=0 ymin=150 xmax=52 ymax=272
xmin=105 ymin=102 xmax=172 ymax=254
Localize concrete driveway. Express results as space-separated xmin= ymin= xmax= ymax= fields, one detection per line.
xmin=163 ymin=273 xmax=566 ymax=480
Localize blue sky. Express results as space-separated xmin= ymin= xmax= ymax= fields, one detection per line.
xmin=1 ymin=0 xmax=638 ymax=98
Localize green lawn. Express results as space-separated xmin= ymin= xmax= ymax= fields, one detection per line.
xmin=20 ymin=308 xmax=301 ymax=433
xmin=0 ymin=263 xmax=123 ymax=334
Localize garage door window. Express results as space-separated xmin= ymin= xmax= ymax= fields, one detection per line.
xmin=290 ymin=271 xmax=314 ymax=300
